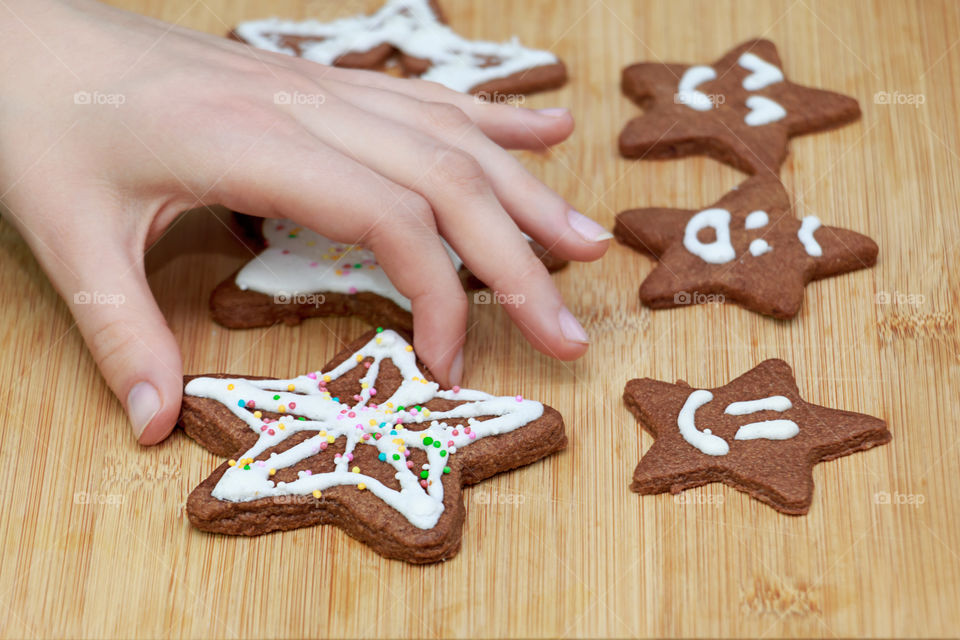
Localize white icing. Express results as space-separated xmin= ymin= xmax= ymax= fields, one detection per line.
xmin=744 ymin=210 xmax=769 ymax=229
xmin=724 ymin=395 xmax=792 ymax=415
xmin=683 ymin=208 xmax=735 ymax=264
xmin=677 ymin=390 xmax=729 ymax=456
xmin=748 ymin=239 xmax=772 ymax=257
xmin=744 ymin=96 xmax=787 ymax=126
xmin=734 ymin=420 xmax=800 ymax=441
xmin=677 ymin=65 xmax=717 ymax=111
xmin=235 ymin=221 xmax=462 ymax=312
xmin=234 ymin=0 xmax=559 ymax=93
xmin=184 ymin=330 xmax=543 ymax=530
xmin=797 ymin=216 xmax=823 ymax=257
xmin=738 ymin=52 xmax=784 ymax=91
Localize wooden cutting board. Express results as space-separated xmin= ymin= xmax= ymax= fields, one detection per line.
xmin=1 ymin=0 xmax=957 ymax=637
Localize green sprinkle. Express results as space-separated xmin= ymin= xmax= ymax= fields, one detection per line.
xmin=420 ymin=470 xmax=428 ymax=479
xmin=422 ymin=436 xmax=434 ymax=446
xmin=376 ymin=327 xmax=384 ymax=333
xmin=392 ymin=454 xmax=401 ymax=461
xmin=273 ymin=394 xmax=280 ymax=400
xmin=243 ymin=464 xmax=250 ymax=470
xmin=443 ymin=466 xmax=451 ymax=474
xmin=439 ymin=450 xmax=447 ymax=457
xmin=433 ymin=441 xmax=441 ymax=448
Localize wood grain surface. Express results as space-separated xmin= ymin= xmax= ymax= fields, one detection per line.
xmin=1 ymin=0 xmax=958 ymax=637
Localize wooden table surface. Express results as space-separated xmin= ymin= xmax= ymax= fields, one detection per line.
xmin=1 ymin=0 xmax=958 ymax=637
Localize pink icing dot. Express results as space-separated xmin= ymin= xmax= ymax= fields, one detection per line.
xmin=369 ymin=389 xmax=377 ymax=396
xmin=364 ymin=362 xmax=372 ymax=369
xmin=404 ymin=450 xmax=411 ymax=458
xmin=276 ymin=224 xmax=284 ymax=230
xmin=452 ymin=386 xmax=460 ymax=393
xmin=469 ymin=433 xmax=477 ymax=440
xmin=319 ymin=442 xmax=328 ymax=450
xmin=348 ymin=287 xmax=357 ymax=294
xmin=289 ymin=402 xmax=296 ymax=410
xmin=406 ymin=461 xmax=414 ymax=469
xmin=452 ymin=430 xmax=459 ymax=436
xmin=256 ymin=460 xmax=265 ymax=467
xmin=420 ymin=479 xmax=428 ymax=488
xmin=267 ymin=429 xmax=275 ymax=436
xmin=247 ymin=401 xmax=256 ymax=409
xmin=346 ymin=453 xmax=354 ymax=462
xmin=310 ymin=261 xmax=318 ymax=267
xmin=348 ymin=411 xmax=356 ymax=418
xmin=307 ymin=372 xmax=317 ymax=379
xmin=515 ymin=395 xmax=523 ymax=402
xmin=304 ymin=470 xmax=312 ymax=476
xmin=447 ymin=440 xmax=454 ymax=447
xmin=260 ymin=425 xmax=267 ymax=432
xmin=281 ymin=249 xmax=290 ymax=255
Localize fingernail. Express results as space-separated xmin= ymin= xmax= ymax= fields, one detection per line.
xmin=127 ymin=381 xmax=160 ymax=439
xmin=448 ymin=349 xmax=464 ymax=388
xmin=536 ymin=107 xmax=570 ymax=118
xmin=558 ymin=307 xmax=589 ymax=344
xmin=567 ymin=209 xmax=614 ymax=242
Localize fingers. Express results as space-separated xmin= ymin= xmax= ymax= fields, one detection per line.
xmin=296 ymin=64 xmax=575 ymax=149
xmin=325 ymin=79 xmax=611 ymax=262
xmin=293 ymin=96 xmax=589 ymax=361
xmin=53 ymin=222 xmax=184 ymax=445
xmin=213 ymin=137 xmax=468 ymax=386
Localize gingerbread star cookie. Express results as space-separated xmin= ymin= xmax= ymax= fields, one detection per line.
xmin=618 ymin=39 xmax=861 ymax=174
xmin=231 ymin=0 xmax=567 ymax=96
xmin=211 ymin=214 xmax=566 ymax=331
xmin=624 ymin=359 xmax=890 ymax=514
xmin=179 ymin=329 xmax=567 ymax=563
xmin=614 ymin=174 xmax=878 ymax=318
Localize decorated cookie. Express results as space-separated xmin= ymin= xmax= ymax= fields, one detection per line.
xmin=624 ymin=359 xmax=890 ymax=514
xmin=618 ymin=39 xmax=861 ymax=174
xmin=179 ymin=328 xmax=567 ymax=563
xmin=210 ymin=214 xmax=567 ymax=330
xmin=614 ymin=174 xmax=878 ymax=318
xmin=231 ymin=0 xmax=567 ymax=96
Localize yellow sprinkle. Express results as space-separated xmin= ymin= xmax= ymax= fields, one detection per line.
xmin=356 ymin=355 xmax=363 ymax=362
xmin=253 ymin=411 xmax=262 ymax=419
xmin=423 ymin=410 xmax=431 ymax=417
xmin=369 ymin=419 xmax=376 ymax=426
xmin=319 ymin=431 xmax=327 ymax=437
xmin=228 ymin=459 xmax=236 ymax=467
xmin=269 ymin=468 xmax=276 ymax=476
xmin=278 ymin=424 xmax=285 ymax=431
xmin=368 ymin=265 xmax=376 ymax=270
xmin=358 ymin=483 xmax=367 ymax=491
xmin=335 ymin=269 xmax=343 ymax=276
xmin=393 ymin=438 xmax=403 ymax=445
xmin=327 ymin=436 xmax=335 ymax=444
xmin=278 ymin=405 xmax=286 ymax=413
xmin=361 ymin=382 xmax=369 ymax=389
xmin=323 ymin=375 xmax=331 ymax=383
xmin=226 ymin=384 xmax=234 ymax=390
xmin=398 ymin=446 xmax=406 ymax=453
xmin=287 ymin=384 xmax=295 ymax=391
xmin=376 ymin=337 xmax=382 ymax=344
xmin=312 ymin=490 xmax=322 ymax=499
xmin=405 ymin=345 xmax=413 ymax=352
xmin=387 ymin=403 xmax=394 ymax=408
xmin=352 ymin=466 xmax=360 ymax=474
xmin=306 ymin=241 xmax=316 ymax=247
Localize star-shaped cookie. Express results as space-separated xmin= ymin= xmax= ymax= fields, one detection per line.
xmin=614 ymin=174 xmax=878 ymax=318
xmin=179 ymin=329 xmax=567 ymax=563
xmin=618 ymin=39 xmax=861 ymax=174
xmin=210 ymin=213 xmax=567 ymax=330
xmin=231 ymin=0 xmax=567 ymax=96
xmin=624 ymin=359 xmax=890 ymax=514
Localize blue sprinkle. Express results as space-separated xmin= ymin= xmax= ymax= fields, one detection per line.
xmin=378 ymin=453 xmax=387 ymax=462
xmin=390 ymin=430 xmax=397 ymax=435
xmin=238 ymin=400 xmax=246 ymax=408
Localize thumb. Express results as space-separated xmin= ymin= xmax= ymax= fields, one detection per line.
xmin=61 ymin=240 xmax=183 ymax=445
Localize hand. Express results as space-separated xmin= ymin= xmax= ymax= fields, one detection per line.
xmin=0 ymin=0 xmax=610 ymax=444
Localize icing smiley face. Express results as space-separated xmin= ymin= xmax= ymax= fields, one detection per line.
xmin=681 ymin=207 xmax=824 ymax=265
xmin=674 ymin=52 xmax=788 ymax=126
xmin=676 ymin=389 xmax=799 ymax=457
xmin=619 ymin=39 xmax=862 ymax=174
